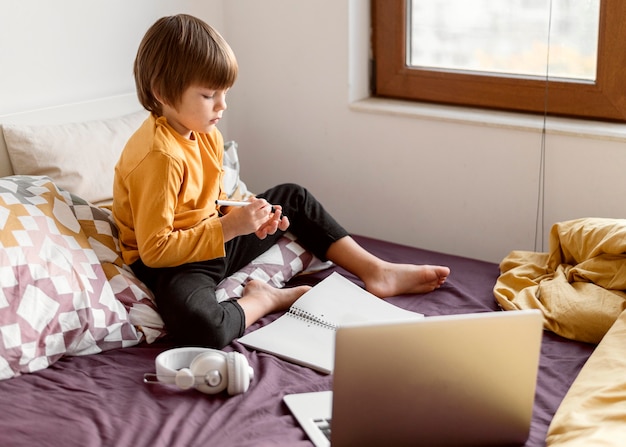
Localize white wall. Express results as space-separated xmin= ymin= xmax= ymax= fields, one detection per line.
xmin=2 ymin=0 xmax=625 ymax=263
xmin=222 ymin=0 xmax=626 ymax=263
xmin=0 ymin=0 xmax=223 ymax=113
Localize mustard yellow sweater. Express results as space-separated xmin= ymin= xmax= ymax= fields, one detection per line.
xmin=113 ymin=114 xmax=230 ymax=267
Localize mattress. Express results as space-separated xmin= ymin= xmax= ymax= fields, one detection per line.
xmin=0 ymin=234 xmax=594 ymax=447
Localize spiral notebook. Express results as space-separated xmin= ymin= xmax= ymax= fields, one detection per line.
xmin=237 ymin=272 xmax=423 ymax=373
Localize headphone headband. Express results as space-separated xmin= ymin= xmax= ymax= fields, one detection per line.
xmin=147 ymin=347 xmax=254 ymax=395
xmin=155 ymin=347 xmax=216 ymax=384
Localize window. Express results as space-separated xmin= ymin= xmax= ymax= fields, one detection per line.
xmin=372 ymin=0 xmax=626 ymax=122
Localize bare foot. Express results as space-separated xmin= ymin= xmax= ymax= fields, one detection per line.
xmin=239 ymin=280 xmax=311 ymax=328
xmin=243 ymin=280 xmax=311 ymax=310
xmin=363 ymin=262 xmax=450 ymax=298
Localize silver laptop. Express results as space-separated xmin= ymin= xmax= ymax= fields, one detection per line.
xmin=284 ymin=309 xmax=543 ymax=447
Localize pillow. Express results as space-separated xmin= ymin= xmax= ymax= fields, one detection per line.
xmin=216 ymin=232 xmax=333 ymax=302
xmin=68 ymin=192 xmax=164 ymax=344
xmin=223 ymin=140 xmax=253 ymax=201
xmin=0 ymin=175 xmax=160 ymax=380
xmin=2 ymin=110 xmax=147 ymax=206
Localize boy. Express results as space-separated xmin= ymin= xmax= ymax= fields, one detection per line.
xmin=112 ymin=14 xmax=449 ymax=348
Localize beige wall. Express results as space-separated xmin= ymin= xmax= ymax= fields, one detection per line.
xmin=222 ymin=0 xmax=626 ymax=263
xmin=0 ymin=0 xmax=222 ymax=113
xmin=2 ymin=0 xmax=625 ymax=262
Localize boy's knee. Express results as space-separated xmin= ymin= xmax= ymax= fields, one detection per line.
xmin=269 ymin=183 xmax=310 ymax=206
xmin=155 ymin=279 xmax=245 ymax=348
xmin=275 ymin=182 xmax=306 ymax=196
xmin=167 ymin=303 xmax=244 ymax=348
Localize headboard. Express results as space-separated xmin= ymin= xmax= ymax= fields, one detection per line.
xmin=0 ymin=93 xmax=143 ymax=178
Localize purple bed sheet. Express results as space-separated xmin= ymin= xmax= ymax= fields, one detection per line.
xmin=0 ymin=235 xmax=594 ymax=447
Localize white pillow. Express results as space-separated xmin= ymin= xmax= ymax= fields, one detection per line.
xmin=2 ymin=110 xmax=147 ymax=206
xmin=223 ymin=140 xmax=253 ymax=200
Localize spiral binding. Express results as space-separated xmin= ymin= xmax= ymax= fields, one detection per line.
xmin=288 ymin=306 xmax=337 ymax=331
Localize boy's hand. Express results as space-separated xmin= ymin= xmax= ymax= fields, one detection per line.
xmin=219 ymin=198 xmax=289 ymax=241
xmin=255 ymin=206 xmax=289 ymax=239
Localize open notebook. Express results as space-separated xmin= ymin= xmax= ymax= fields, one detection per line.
xmin=284 ymin=309 xmax=544 ymax=447
xmin=238 ymin=272 xmax=423 ymax=373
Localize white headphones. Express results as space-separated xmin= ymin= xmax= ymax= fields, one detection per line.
xmin=145 ymin=347 xmax=254 ymax=395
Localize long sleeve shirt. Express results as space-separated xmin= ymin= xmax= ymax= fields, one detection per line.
xmin=112 ymin=114 xmax=229 ymax=267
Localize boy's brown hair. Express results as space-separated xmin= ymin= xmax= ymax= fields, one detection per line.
xmin=134 ymin=14 xmax=238 ymax=115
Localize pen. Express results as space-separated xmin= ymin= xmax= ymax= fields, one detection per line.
xmin=216 ymin=200 xmax=278 ymax=214
xmin=215 ymin=200 xmax=251 ymax=207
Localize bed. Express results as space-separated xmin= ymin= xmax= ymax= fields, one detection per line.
xmin=0 ymin=95 xmax=602 ymax=446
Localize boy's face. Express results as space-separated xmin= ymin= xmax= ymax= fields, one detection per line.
xmin=160 ymin=85 xmax=228 ymax=139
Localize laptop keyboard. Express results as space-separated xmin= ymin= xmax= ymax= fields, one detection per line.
xmin=313 ymin=417 xmax=332 ymax=440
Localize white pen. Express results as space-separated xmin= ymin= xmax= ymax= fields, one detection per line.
xmin=216 ymin=199 xmax=278 ymax=213
xmin=215 ymin=200 xmax=251 ymax=207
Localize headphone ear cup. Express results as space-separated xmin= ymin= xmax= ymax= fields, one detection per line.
xmin=189 ymin=350 xmax=228 ymax=395
xmin=152 ymin=347 xmax=254 ymax=396
xmin=174 ymin=367 xmax=196 ymax=390
xmin=226 ymin=352 xmax=254 ymax=396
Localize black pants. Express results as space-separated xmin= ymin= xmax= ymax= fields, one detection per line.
xmin=131 ymin=183 xmax=348 ymax=348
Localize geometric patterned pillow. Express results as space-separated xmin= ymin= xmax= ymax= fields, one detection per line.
xmin=216 ymin=232 xmax=332 ymax=302
xmin=68 ymin=196 xmax=164 ymax=344
xmin=0 ymin=176 xmax=157 ymax=380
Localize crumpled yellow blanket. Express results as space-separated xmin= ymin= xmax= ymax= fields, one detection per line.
xmin=494 ymin=217 xmax=626 ymax=344
xmin=546 ymin=306 xmax=626 ymax=445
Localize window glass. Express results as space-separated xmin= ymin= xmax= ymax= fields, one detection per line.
xmin=373 ymin=0 xmax=626 ymax=121
xmin=408 ymin=0 xmax=600 ymax=81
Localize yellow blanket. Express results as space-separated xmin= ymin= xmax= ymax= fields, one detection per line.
xmin=494 ymin=217 xmax=626 ymax=343
xmin=546 ymin=306 xmax=626 ymax=445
